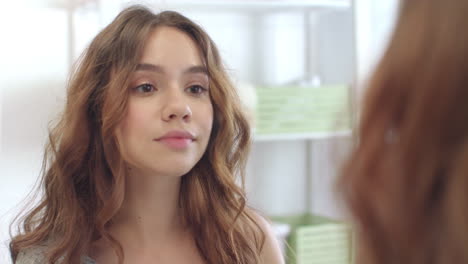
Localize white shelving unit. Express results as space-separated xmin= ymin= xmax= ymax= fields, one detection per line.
xmin=162 ymin=0 xmax=351 ymax=12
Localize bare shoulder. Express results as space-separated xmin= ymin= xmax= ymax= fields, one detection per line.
xmin=246 ymin=208 xmax=285 ymax=264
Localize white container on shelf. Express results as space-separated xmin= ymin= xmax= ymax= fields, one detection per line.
xmin=236 ymin=82 xmax=257 ymax=127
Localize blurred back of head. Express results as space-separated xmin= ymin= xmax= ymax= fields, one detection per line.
xmin=340 ymin=0 xmax=468 ymax=263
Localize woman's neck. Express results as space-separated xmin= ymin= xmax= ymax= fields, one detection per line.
xmin=110 ymin=167 xmax=185 ymax=246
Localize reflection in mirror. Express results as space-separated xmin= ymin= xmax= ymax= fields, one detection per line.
xmin=2 ymin=1 xmax=399 ymax=264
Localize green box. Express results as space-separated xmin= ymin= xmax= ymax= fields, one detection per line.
xmin=272 ymin=214 xmax=354 ymax=264
xmin=255 ymin=85 xmax=351 ymax=135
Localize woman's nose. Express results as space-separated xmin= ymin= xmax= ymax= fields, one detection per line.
xmin=161 ymin=88 xmax=192 ymax=122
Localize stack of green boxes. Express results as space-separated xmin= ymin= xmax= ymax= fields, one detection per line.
xmin=272 ymin=214 xmax=353 ymax=264
xmin=257 ymin=85 xmax=354 ymax=263
xmin=255 ymin=85 xmax=351 ymax=135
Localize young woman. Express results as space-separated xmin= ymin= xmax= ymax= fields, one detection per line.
xmin=339 ymin=0 xmax=468 ymax=263
xmin=10 ymin=5 xmax=283 ymax=264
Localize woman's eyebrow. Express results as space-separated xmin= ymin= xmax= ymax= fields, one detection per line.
xmin=136 ymin=63 xmax=164 ymax=73
xmin=183 ymin=65 xmax=208 ymax=76
xmin=135 ymin=63 xmax=208 ymax=76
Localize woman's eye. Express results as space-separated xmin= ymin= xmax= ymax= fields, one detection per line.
xmin=187 ymin=85 xmax=208 ymax=95
xmin=134 ymin=83 xmax=156 ymax=93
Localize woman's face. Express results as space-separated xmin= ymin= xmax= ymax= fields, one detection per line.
xmin=116 ymin=26 xmax=213 ymax=177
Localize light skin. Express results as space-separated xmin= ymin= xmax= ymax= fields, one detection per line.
xmin=90 ymin=26 xmax=284 ymax=264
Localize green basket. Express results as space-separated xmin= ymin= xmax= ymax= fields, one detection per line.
xmin=255 ymin=85 xmax=351 ymax=135
xmin=272 ymin=214 xmax=354 ymax=264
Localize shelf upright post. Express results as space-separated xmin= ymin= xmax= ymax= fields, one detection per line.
xmin=66 ymin=0 xmax=76 ymax=74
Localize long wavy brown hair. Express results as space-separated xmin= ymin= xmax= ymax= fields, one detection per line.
xmin=339 ymin=0 xmax=468 ymax=263
xmin=10 ymin=5 xmax=264 ymax=264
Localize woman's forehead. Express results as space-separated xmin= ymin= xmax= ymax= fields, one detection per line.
xmin=140 ymin=26 xmax=204 ymax=67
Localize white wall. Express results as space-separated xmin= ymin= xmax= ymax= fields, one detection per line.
xmin=355 ymin=0 xmax=400 ymax=96
xmin=0 ymin=4 xmax=69 ymax=262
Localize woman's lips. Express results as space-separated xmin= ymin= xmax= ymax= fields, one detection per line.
xmin=154 ymin=130 xmax=195 ymax=150
xmin=156 ymin=137 xmax=193 ymax=149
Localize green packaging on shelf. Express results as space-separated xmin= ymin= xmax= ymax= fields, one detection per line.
xmin=255 ymin=85 xmax=351 ymax=135
xmin=271 ymin=213 xmax=354 ymax=264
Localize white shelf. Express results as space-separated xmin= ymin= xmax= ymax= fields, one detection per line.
xmin=253 ymin=130 xmax=352 ymax=142
xmin=159 ymin=0 xmax=351 ymax=12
